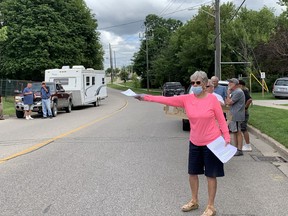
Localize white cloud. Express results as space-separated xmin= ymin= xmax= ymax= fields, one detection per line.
xmin=84 ymin=0 xmax=286 ymax=69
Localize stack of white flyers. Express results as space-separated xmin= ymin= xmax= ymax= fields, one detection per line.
xmin=207 ymin=136 xmax=237 ymax=163
xmin=121 ymin=89 xmax=140 ymax=97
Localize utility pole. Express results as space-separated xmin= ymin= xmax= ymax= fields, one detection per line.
xmin=215 ymin=0 xmax=221 ymax=80
xmin=139 ymin=27 xmax=151 ymax=91
xmin=109 ymin=43 xmax=114 ymax=84
xmin=114 ymin=51 xmax=117 ymax=70
xmin=145 ymin=29 xmax=149 ymax=91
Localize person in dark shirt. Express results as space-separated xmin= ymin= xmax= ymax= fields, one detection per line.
xmin=238 ymin=80 xmax=253 ymax=151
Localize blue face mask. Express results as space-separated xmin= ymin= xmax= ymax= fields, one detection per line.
xmin=190 ymin=86 xmax=203 ymax=95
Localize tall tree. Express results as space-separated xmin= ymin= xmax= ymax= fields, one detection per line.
xmin=0 ymin=0 xmax=103 ymax=80
xmin=132 ymin=14 xmax=182 ymax=87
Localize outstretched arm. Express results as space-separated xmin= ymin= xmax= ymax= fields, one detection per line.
xmin=135 ymin=94 xmax=186 ymax=108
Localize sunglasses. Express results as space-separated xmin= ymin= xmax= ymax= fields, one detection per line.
xmin=191 ymin=81 xmax=201 ymax=85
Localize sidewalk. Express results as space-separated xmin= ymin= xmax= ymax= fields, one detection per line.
xmin=253 ymin=99 xmax=288 ymax=109
xmin=245 ymin=100 xmax=288 ymax=176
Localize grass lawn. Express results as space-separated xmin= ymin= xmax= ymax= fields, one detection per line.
xmin=3 ymin=97 xmax=15 ymax=116
xmin=249 ymin=105 xmax=288 ymax=148
xmin=250 ymin=92 xmax=275 ymax=100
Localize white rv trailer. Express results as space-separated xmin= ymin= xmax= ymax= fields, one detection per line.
xmin=45 ymin=66 xmax=107 ymax=107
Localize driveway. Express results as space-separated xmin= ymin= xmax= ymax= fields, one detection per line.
xmin=253 ymin=99 xmax=288 ymax=110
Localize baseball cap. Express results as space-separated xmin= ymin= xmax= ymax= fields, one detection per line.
xmin=227 ymin=78 xmax=239 ymax=85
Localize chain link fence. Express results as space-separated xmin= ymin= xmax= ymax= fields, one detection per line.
xmin=0 ymin=79 xmax=29 ymax=102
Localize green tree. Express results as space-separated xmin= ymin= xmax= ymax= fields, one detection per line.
xmin=0 ymin=26 xmax=7 ymax=42
xmin=0 ymin=0 xmax=103 ymax=80
xmin=119 ymin=67 xmax=129 ymax=83
xmin=132 ymin=14 xmax=182 ymax=88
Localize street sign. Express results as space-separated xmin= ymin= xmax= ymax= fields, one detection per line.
xmin=261 ymin=72 xmax=265 ymax=79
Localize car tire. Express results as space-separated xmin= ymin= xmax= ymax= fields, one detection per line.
xmin=16 ymin=110 xmax=24 ymax=118
xmin=182 ymin=119 xmax=190 ymax=131
xmin=65 ymin=101 xmax=72 ymax=113
xmin=51 ymin=102 xmax=58 ymax=117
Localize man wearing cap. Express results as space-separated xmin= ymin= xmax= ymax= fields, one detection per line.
xmin=225 ymin=78 xmax=245 ymax=156
xmin=41 ymin=81 xmax=53 ymax=119
xmin=238 ymin=80 xmax=253 ymax=151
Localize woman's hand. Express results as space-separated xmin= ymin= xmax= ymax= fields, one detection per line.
xmin=134 ymin=95 xmax=145 ymax=101
xmin=225 ymin=141 xmax=230 ymax=147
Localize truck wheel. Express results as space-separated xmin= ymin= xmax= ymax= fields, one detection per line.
xmin=51 ymin=103 xmax=58 ymax=117
xmin=16 ymin=110 xmax=24 ymax=118
xmin=182 ymin=119 xmax=190 ymax=131
xmin=65 ymin=101 xmax=72 ymax=113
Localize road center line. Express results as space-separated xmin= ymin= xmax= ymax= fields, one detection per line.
xmin=0 ymin=101 xmax=128 ymax=164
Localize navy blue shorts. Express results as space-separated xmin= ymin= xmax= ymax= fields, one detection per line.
xmin=188 ymin=142 xmax=224 ymax=177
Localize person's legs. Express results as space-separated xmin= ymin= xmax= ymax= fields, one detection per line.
xmin=202 ymin=146 xmax=223 ymax=216
xmin=0 ymin=103 xmax=4 ymax=119
xmin=46 ymin=99 xmax=52 ymax=117
xmin=243 ymin=130 xmax=250 ymax=145
xmin=24 ymin=105 xmax=29 ymax=119
xmin=182 ymin=142 xmax=203 ymax=212
xmin=207 ymin=177 xmax=217 ymax=207
xmin=234 ymin=122 xmax=243 ymax=156
xmin=236 ymin=130 xmax=243 ymax=150
xmin=189 ymin=175 xmax=199 ymax=202
xmin=28 ymin=105 xmax=34 ymax=119
xmin=241 ymin=112 xmax=252 ymax=151
xmin=42 ymin=99 xmax=48 ymax=117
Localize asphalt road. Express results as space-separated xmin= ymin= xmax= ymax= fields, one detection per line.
xmin=0 ymin=88 xmax=287 ymax=216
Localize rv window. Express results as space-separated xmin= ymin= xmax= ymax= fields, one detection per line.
xmin=92 ymin=77 xmax=95 ymax=85
xmin=102 ymin=78 xmax=105 ymax=84
xmin=54 ymin=78 xmax=69 ymax=85
xmin=86 ymin=77 xmax=90 ymax=86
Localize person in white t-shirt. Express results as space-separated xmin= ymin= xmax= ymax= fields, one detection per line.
xmin=206 ymin=79 xmax=225 ymax=105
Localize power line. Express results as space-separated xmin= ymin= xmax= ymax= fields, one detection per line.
xmin=98 ymin=1 xmax=213 ymax=31
xmin=229 ymin=0 xmax=247 ymax=22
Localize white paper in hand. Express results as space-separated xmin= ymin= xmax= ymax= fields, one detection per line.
xmin=207 ymin=136 xmax=237 ymax=163
xmin=121 ymin=89 xmax=137 ymax=97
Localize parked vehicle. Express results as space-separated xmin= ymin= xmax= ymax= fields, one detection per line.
xmin=162 ymin=82 xmax=185 ymax=97
xmin=14 ymin=82 xmax=72 ymax=118
xmin=272 ymin=77 xmax=288 ymax=98
xmin=45 ymin=65 xmax=107 ymax=107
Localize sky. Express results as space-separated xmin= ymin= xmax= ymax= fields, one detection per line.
xmin=84 ymin=0 xmax=286 ymax=69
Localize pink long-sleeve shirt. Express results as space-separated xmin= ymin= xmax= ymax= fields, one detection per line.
xmin=144 ymin=93 xmax=230 ymax=146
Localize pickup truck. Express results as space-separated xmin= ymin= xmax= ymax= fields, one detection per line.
xmin=14 ymin=82 xmax=73 ymax=118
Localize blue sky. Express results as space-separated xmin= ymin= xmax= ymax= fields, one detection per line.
xmin=84 ymin=0 xmax=286 ymax=69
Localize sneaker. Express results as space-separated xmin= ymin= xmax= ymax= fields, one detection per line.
xmin=49 ymin=116 xmax=53 ymax=119
xmin=26 ymin=116 xmax=30 ymax=120
xmin=234 ymin=149 xmax=243 ymax=156
xmin=42 ymin=117 xmax=47 ymax=119
xmin=29 ymin=116 xmax=34 ymax=120
xmin=242 ymin=144 xmax=252 ymax=152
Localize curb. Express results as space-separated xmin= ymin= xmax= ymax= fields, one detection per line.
xmin=248 ymin=125 xmax=288 ymax=160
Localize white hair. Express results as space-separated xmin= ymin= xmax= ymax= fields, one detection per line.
xmin=190 ymin=71 xmax=208 ymax=84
